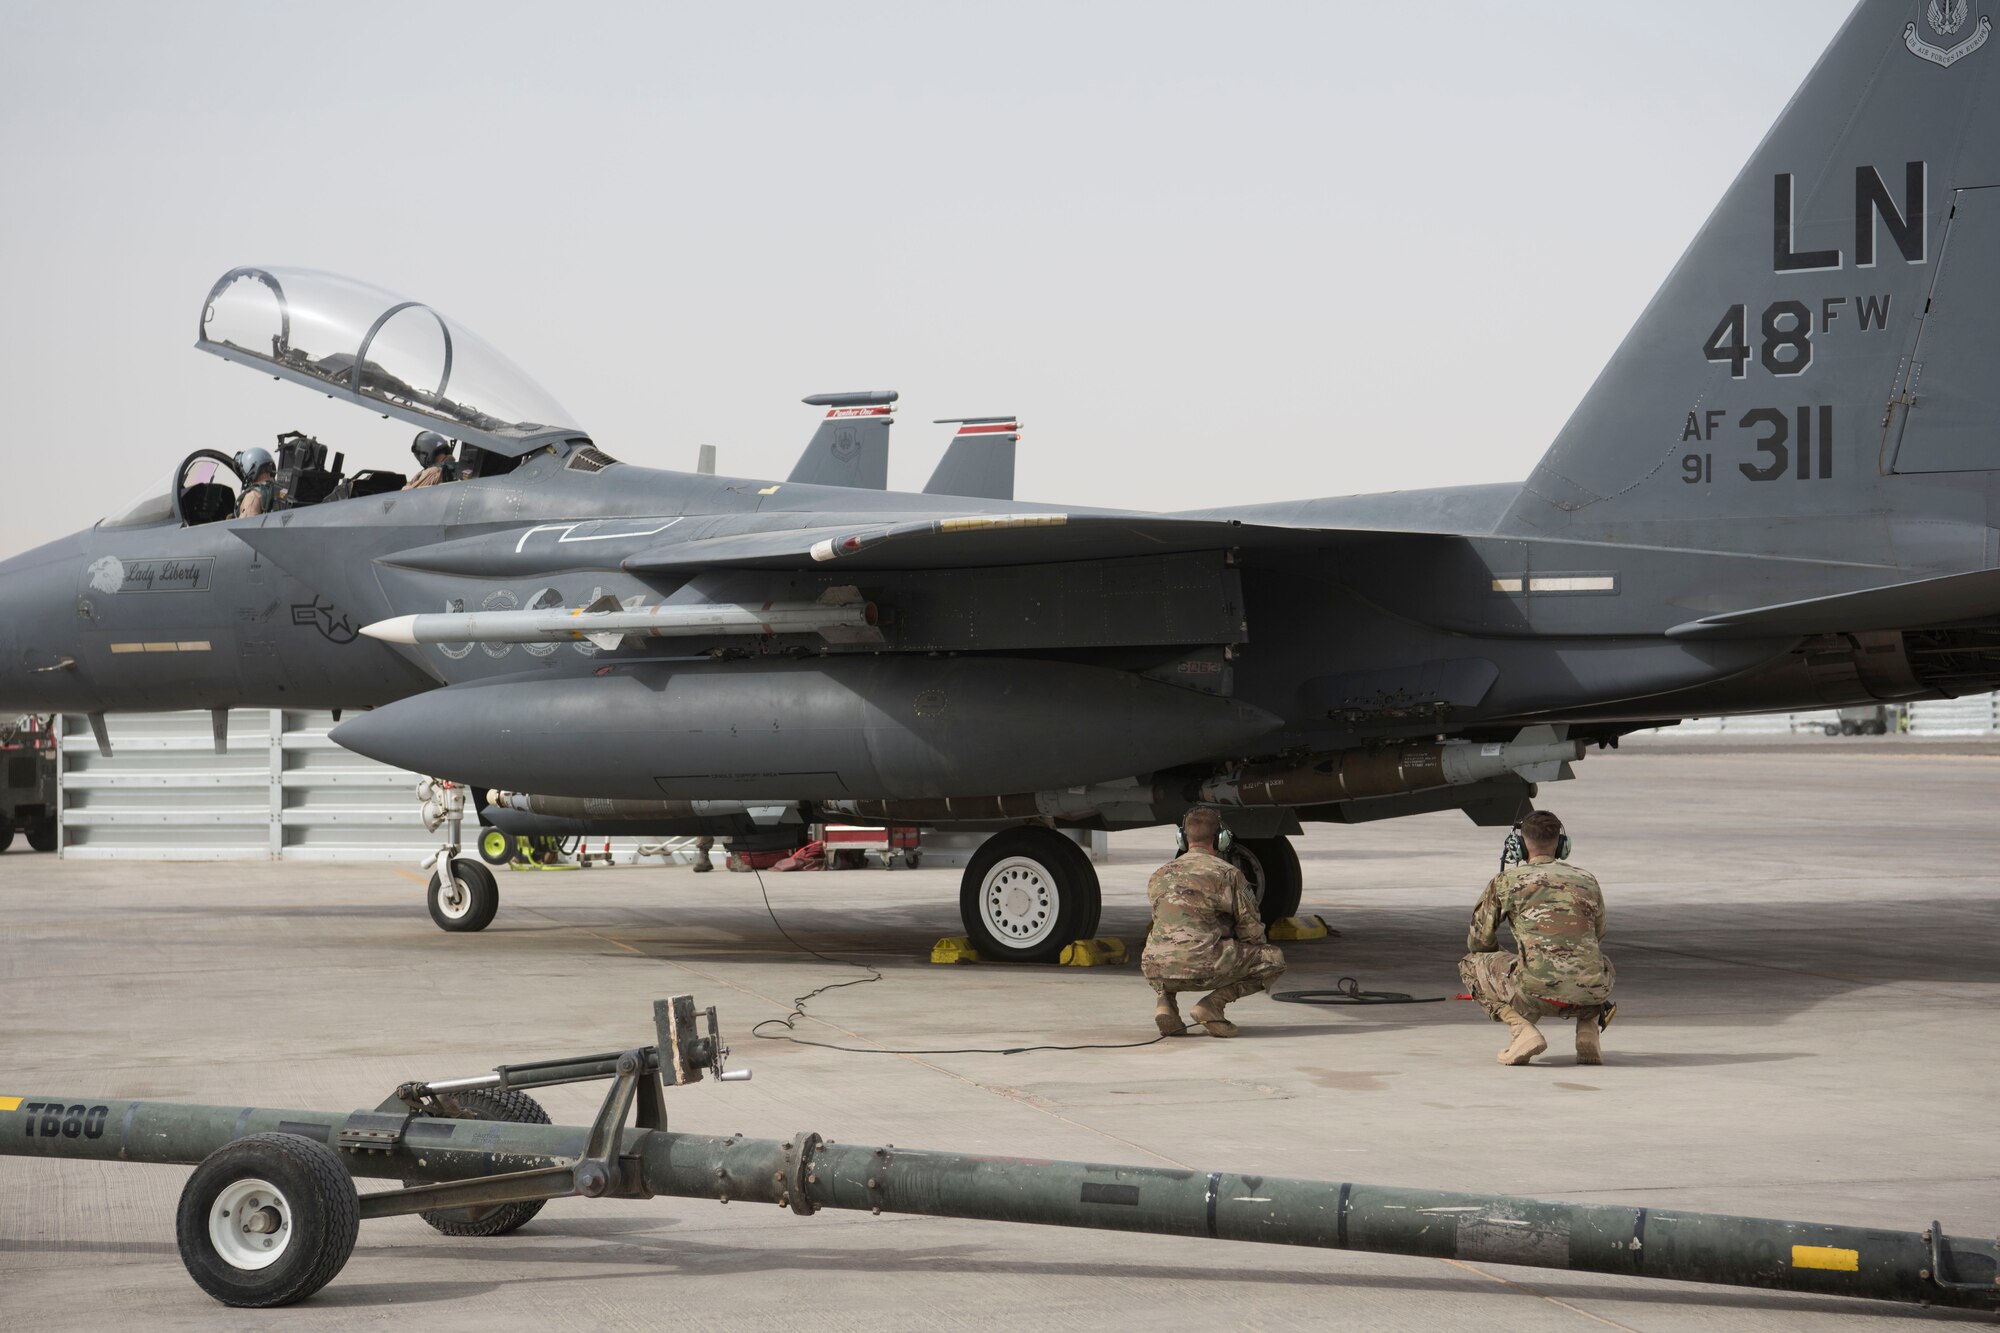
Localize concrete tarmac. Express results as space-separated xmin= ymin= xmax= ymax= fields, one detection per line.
xmin=2 ymin=743 xmax=1997 ymax=1329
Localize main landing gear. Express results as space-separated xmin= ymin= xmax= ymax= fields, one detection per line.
xmin=956 ymin=826 xmax=1303 ymax=963
xmin=1228 ymin=836 xmax=1303 ymax=923
xmin=958 ymin=826 xmax=1100 ymax=964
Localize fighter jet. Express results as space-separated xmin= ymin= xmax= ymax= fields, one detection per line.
xmin=3 ymin=0 xmax=1998 ymax=960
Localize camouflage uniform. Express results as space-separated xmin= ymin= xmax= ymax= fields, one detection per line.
xmin=1459 ymin=856 xmax=1613 ymax=1024
xmin=1142 ymin=849 xmax=1286 ymax=1002
xmin=404 ymin=464 xmax=448 ymax=489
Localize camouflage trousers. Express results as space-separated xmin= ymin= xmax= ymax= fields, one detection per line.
xmin=1458 ymin=952 xmax=1610 ymax=1025
xmin=1150 ymin=941 xmax=1287 ymax=1002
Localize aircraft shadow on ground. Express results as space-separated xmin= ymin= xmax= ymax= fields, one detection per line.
xmin=123 ymin=891 xmax=1999 ymax=1038
xmin=542 ymin=892 xmax=1994 ymax=1032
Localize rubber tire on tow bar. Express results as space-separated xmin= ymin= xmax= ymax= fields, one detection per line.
xmin=476 ymin=827 xmax=516 ymax=865
xmin=25 ymin=818 xmax=56 ymax=853
xmin=175 ymin=1132 xmax=359 ymax=1308
xmin=408 ymin=1088 xmax=552 ymax=1236
xmin=1230 ymin=836 xmax=1304 ymax=925
xmin=428 ymin=858 xmax=499 ymax=932
xmin=959 ymin=825 xmax=1088 ymax=964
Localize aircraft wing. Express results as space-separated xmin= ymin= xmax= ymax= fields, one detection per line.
xmin=1666 ymin=567 xmax=2000 ymax=639
xmin=622 ymin=511 xmax=1319 ymax=573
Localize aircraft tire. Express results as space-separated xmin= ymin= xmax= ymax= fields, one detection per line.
xmin=1044 ymin=833 xmax=1102 ymax=940
xmin=1231 ymin=836 xmax=1303 ymax=925
xmin=428 ymin=859 xmax=499 ymax=932
xmin=409 ymin=1089 xmax=552 ymax=1236
xmin=25 ymin=818 xmax=56 ymax=853
xmin=175 ymin=1132 xmax=358 ymax=1308
xmin=959 ymin=826 xmax=1087 ymax=964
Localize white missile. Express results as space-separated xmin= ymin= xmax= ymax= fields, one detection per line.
xmin=362 ymin=589 xmax=880 ymax=649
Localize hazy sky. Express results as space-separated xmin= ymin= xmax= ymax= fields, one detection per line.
xmin=0 ymin=1 xmax=1847 ymax=555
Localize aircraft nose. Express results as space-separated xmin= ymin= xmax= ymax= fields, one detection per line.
xmin=0 ymin=532 xmax=100 ymax=713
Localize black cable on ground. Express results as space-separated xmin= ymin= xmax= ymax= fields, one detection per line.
xmin=746 ymin=868 xmax=1175 ymax=1055
xmin=1271 ymin=976 xmax=1449 ymax=1006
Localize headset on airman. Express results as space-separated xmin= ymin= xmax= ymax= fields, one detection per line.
xmin=1174 ymin=806 xmax=1234 ymax=856
xmin=1499 ymin=814 xmax=1572 ymax=872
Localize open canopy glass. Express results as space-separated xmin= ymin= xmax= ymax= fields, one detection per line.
xmin=196 ymin=266 xmax=583 ymax=455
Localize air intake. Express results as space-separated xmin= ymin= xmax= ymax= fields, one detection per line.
xmin=566 ymin=445 xmax=620 ymax=473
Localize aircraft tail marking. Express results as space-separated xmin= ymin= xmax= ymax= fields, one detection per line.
xmin=786 ymin=390 xmax=896 ymax=489
xmin=1498 ymin=0 xmax=2000 ymax=569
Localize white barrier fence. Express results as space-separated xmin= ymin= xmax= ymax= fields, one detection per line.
xmin=1655 ymin=693 xmax=2000 ymax=737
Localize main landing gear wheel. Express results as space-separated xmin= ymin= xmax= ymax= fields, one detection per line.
xmin=428 ymin=858 xmax=499 ymax=932
xmin=1230 ymin=836 xmax=1303 ymax=925
xmin=408 ymin=1089 xmax=552 ymax=1236
xmin=1044 ymin=832 xmax=1102 ymax=940
xmin=476 ymin=827 xmax=516 ymax=865
xmin=174 ymin=1132 xmax=359 ymax=1308
xmin=959 ymin=826 xmax=1101 ymax=963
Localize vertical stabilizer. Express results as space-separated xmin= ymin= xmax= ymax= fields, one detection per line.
xmin=1499 ymin=0 xmax=2000 ymax=569
xmin=787 ymin=391 xmax=897 ymax=489
xmin=923 ymin=417 xmax=1019 ymax=500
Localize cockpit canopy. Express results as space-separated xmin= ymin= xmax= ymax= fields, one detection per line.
xmin=100 ymin=267 xmax=608 ymax=530
xmin=197 ymin=266 xmax=583 ymax=455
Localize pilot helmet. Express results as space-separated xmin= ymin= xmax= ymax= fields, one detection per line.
xmin=411 ymin=431 xmax=453 ymax=467
xmin=235 ymin=446 xmax=275 ymax=481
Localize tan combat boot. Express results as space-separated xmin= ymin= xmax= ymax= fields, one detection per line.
xmin=1154 ymin=993 xmax=1188 ymax=1036
xmin=1189 ymin=995 xmax=1239 ymax=1038
xmin=1496 ymin=1006 xmax=1547 ymax=1066
xmin=1575 ymin=1012 xmax=1604 ymax=1065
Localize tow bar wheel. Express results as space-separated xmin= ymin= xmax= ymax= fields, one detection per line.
xmin=410 ymin=1088 xmax=553 ymax=1236
xmin=428 ymin=858 xmax=499 ymax=932
xmin=175 ymin=1133 xmax=358 ymax=1307
xmin=209 ymin=1176 xmax=292 ymax=1269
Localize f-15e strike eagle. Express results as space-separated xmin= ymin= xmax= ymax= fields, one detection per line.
xmin=2 ymin=0 xmax=1998 ymax=959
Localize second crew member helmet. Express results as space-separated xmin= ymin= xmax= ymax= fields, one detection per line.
xmin=411 ymin=431 xmax=453 ymax=466
xmin=235 ymin=446 xmax=275 ymax=480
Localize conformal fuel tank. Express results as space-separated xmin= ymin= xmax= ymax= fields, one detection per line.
xmin=331 ymin=657 xmax=1280 ymax=801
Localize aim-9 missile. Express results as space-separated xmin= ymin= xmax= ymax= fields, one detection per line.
xmin=360 ymin=588 xmax=880 ymax=649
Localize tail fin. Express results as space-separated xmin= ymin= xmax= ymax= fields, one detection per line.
xmin=787 ymin=390 xmax=896 ymax=488
xmin=1499 ymin=0 xmax=2000 ymax=567
xmin=922 ymin=417 xmax=1019 ymax=500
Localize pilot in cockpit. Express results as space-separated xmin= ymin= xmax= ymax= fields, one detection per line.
xmin=404 ymin=432 xmax=459 ymax=489
xmin=233 ymin=448 xmax=278 ymax=518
